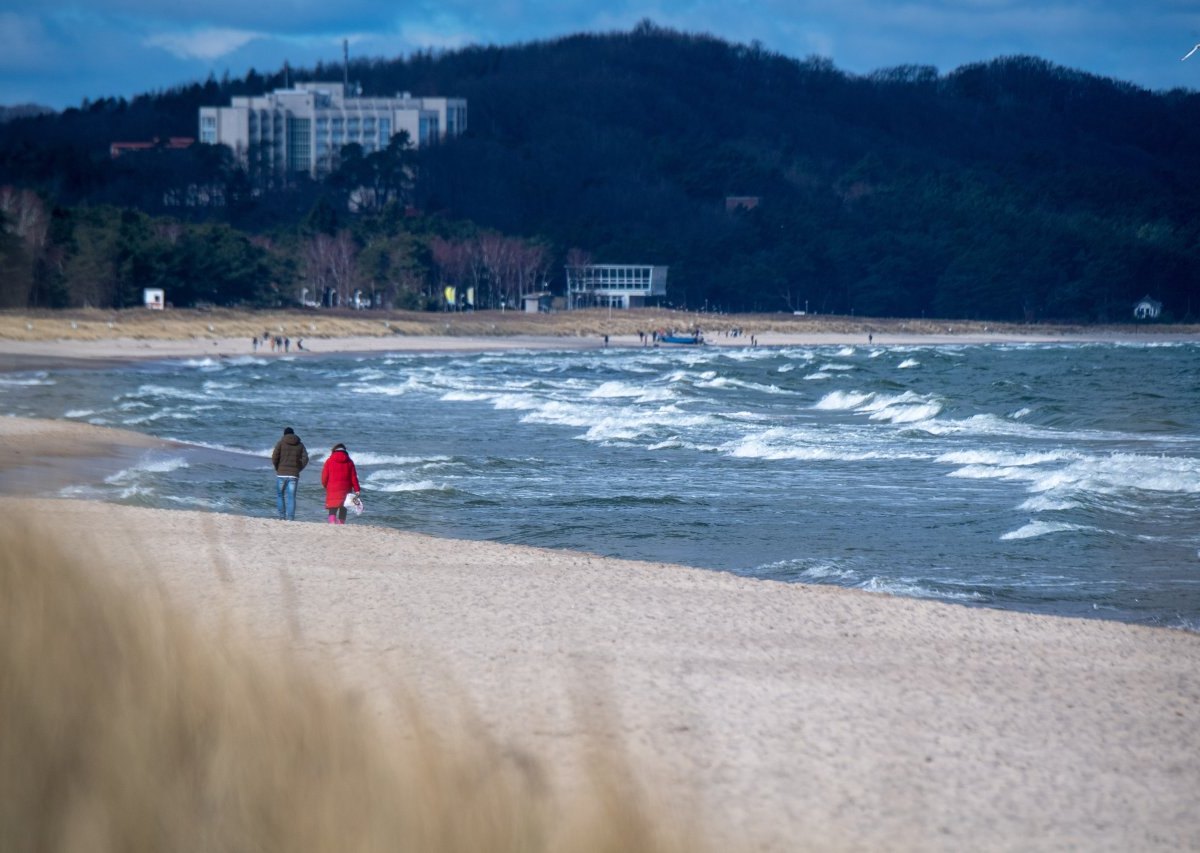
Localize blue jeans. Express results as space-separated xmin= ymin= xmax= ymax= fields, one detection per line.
xmin=276 ymin=476 xmax=298 ymax=520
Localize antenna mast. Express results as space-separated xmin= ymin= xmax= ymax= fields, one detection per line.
xmin=343 ymin=39 xmax=349 ymax=89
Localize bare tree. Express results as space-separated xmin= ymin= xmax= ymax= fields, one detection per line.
xmin=327 ymin=230 xmax=360 ymax=307
xmin=515 ymin=241 xmax=551 ymax=301
xmin=430 ymin=236 xmax=474 ymax=309
xmin=476 ymin=232 xmax=514 ymax=309
xmin=0 ymin=187 xmax=48 ymax=306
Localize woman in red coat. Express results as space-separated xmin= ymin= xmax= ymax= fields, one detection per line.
xmin=321 ymin=443 xmax=361 ymax=524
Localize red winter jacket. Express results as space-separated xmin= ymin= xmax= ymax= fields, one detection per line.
xmin=321 ymin=448 xmax=361 ymax=509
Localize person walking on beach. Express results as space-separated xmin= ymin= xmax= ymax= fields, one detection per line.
xmin=321 ymin=443 xmax=361 ymax=525
xmin=271 ymin=427 xmax=309 ymax=520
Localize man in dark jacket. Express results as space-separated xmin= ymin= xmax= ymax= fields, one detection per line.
xmin=271 ymin=427 xmax=309 ymax=520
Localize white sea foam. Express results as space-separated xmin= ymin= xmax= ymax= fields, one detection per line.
xmin=363 ymin=471 xmax=448 ymax=493
xmin=1001 ymin=520 xmax=1093 ymax=540
xmin=813 ymin=390 xmax=873 ymax=410
xmin=520 ymin=400 xmax=597 ymax=427
xmin=350 ymin=382 xmax=412 ymax=397
xmin=868 ymin=401 xmax=942 ymax=423
xmin=942 ymin=449 xmax=1200 ymax=502
xmin=351 ymin=369 xmax=389 ymax=382
xmin=169 ymin=439 xmax=264 ymax=457
xmin=123 ymin=411 xmax=198 ymax=425
xmin=0 ymin=376 xmax=54 ymax=386
xmin=917 ymin=413 xmax=1048 ymax=439
xmin=696 ymin=375 xmax=794 ymax=395
xmin=858 ymin=576 xmax=987 ymax=602
xmin=1017 ymin=495 xmax=1079 ymax=512
xmin=374 ymin=479 xmax=446 ymax=493
xmin=581 ymin=409 xmax=712 ymax=444
xmin=64 ymin=409 xmax=95 ymax=418
xmin=723 ymin=429 xmax=927 ymax=462
xmin=104 ymin=456 xmax=189 ymax=485
xmin=590 ymin=380 xmax=646 ymax=398
xmin=937 ymin=449 xmax=1071 ymax=467
xmin=797 ymin=563 xmax=858 ymax=581
xmin=162 ymin=495 xmax=225 ymax=510
xmin=348 ymin=451 xmax=450 ymax=467
xmin=125 ymin=384 xmax=212 ymax=403
xmin=804 ymin=372 xmax=832 ymax=380
xmin=588 ymin=381 xmax=677 ymax=403
xmin=180 ymin=358 xmax=223 ymax=369
xmin=441 ymin=390 xmax=492 ymax=402
xmin=647 ymin=437 xmax=686 ymax=450
xmin=492 ymin=393 xmax=545 ymax=412
xmin=897 ymin=358 xmax=920 ymax=369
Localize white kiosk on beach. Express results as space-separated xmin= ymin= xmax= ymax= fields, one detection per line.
xmin=143 ymin=288 xmax=165 ymax=310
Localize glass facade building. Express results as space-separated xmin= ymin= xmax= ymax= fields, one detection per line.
xmin=565 ymin=264 xmax=669 ymax=309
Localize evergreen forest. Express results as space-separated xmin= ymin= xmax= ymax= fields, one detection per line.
xmin=1 ymin=22 xmax=1198 ymax=322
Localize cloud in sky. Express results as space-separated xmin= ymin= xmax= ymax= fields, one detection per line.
xmin=145 ymin=28 xmax=265 ymax=61
xmin=1 ymin=0 xmax=1196 ymax=108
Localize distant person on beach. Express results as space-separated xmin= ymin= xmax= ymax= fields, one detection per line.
xmin=270 ymin=427 xmax=309 ymax=521
xmin=321 ymin=443 xmax=361 ymax=525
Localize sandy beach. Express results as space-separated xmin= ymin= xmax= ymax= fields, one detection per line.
xmin=1 ymin=307 xmax=1198 ymax=367
xmin=2 ymin=317 xmax=1200 ymax=850
xmin=2 ymin=410 xmax=1200 ymax=850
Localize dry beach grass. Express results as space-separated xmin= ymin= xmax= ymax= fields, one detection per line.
xmin=0 ymin=511 xmax=699 ymax=853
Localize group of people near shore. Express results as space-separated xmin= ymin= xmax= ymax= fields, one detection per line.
xmin=252 ymin=334 xmax=304 ymax=353
xmin=270 ymin=427 xmax=361 ymax=524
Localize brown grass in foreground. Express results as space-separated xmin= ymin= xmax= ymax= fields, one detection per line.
xmin=0 ymin=517 xmax=703 ymax=853
xmin=2 ymin=306 xmax=1193 ymax=343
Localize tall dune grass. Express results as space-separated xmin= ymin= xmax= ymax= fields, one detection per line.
xmin=0 ymin=517 xmax=702 ymax=853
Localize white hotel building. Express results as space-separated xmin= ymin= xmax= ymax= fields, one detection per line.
xmin=199 ymin=82 xmax=467 ymax=178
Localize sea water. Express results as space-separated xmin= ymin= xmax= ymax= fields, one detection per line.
xmin=3 ymin=341 xmax=1198 ymax=631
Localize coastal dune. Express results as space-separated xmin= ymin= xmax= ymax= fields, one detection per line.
xmin=1 ymin=468 xmax=1197 ymax=848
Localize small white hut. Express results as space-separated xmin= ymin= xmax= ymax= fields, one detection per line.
xmin=1132 ymin=295 xmax=1162 ymax=320
xmin=143 ymin=288 xmax=165 ymax=310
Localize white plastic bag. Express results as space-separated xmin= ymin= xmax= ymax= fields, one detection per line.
xmin=343 ymin=493 xmax=364 ymax=515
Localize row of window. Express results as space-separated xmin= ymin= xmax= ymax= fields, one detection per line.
xmin=567 ymin=268 xmax=657 ymax=292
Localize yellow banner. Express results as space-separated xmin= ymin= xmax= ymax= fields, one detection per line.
xmin=444 ymin=286 xmax=456 ymax=305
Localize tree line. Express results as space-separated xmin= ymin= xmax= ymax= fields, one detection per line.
xmin=1 ymin=23 xmax=1198 ymax=321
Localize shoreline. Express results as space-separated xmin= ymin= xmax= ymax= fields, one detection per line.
xmin=1 ymin=327 xmax=1198 ymax=369
xmin=1 ymin=305 xmax=1197 ymax=368
xmin=1 ymin=416 xmax=1199 ymax=849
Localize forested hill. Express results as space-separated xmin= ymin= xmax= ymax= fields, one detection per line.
xmin=2 ymin=23 xmax=1199 ymax=321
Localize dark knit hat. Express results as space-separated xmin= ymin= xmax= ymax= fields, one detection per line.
xmin=283 ymin=427 xmax=295 ymax=435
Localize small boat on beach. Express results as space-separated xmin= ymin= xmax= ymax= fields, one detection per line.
xmin=659 ymin=334 xmax=704 ymax=345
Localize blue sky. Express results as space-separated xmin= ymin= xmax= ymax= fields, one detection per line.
xmin=2 ymin=1 xmax=1197 ymax=109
